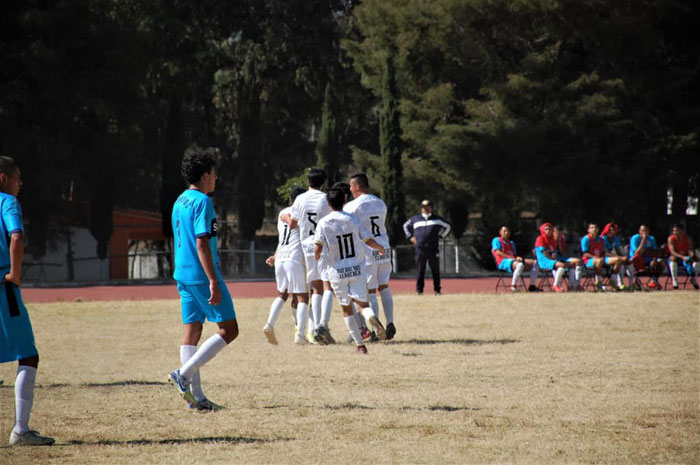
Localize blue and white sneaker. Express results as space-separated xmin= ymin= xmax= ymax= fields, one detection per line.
xmin=168 ymin=370 xmax=196 ymax=404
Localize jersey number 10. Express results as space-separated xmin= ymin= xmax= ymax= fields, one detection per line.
xmin=336 ymin=233 xmax=356 ymax=259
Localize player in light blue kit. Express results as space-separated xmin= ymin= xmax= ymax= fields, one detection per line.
xmin=0 ymin=156 xmax=54 ymax=446
xmin=168 ymin=152 xmax=238 ymax=411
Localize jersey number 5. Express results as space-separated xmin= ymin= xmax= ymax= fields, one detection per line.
xmin=307 ymin=212 xmax=318 ymax=236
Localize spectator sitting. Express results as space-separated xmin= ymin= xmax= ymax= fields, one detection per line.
xmin=601 ymin=223 xmax=634 ymax=289
xmin=535 ymin=223 xmax=582 ymax=292
xmin=581 ymin=223 xmax=626 ymax=291
xmin=667 ymin=223 xmax=699 ymax=290
xmin=629 ymin=224 xmax=664 ymax=289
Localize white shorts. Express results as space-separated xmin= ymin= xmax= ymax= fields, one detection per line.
xmin=275 ymin=260 xmax=307 ymax=294
xmin=330 ymin=276 xmax=368 ymax=306
xmin=366 ymin=261 xmax=392 ymax=289
xmin=304 ymin=254 xmax=329 ymax=283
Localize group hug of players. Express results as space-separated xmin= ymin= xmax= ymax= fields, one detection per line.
xmin=492 ymin=222 xmax=700 ymax=292
xmin=262 ymin=169 xmax=395 ymax=354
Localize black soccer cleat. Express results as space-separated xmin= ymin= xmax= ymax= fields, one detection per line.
xmin=385 ymin=322 xmax=396 ymax=341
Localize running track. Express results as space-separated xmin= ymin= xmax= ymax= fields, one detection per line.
xmin=22 ymin=277 xmax=501 ymax=303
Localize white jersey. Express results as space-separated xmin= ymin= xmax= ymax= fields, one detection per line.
xmin=314 ymin=211 xmax=372 ymax=282
xmin=275 ymin=207 xmax=303 ymax=264
xmin=343 ymin=193 xmax=391 ymax=263
xmin=290 ymin=188 xmax=331 ymax=257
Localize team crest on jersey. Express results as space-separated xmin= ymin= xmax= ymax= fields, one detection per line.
xmin=211 ymin=218 xmax=218 ymax=237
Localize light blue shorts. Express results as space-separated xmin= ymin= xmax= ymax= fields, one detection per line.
xmin=586 ymin=257 xmax=613 ymax=268
xmin=0 ymin=283 xmax=38 ymax=363
xmin=537 ymin=256 xmax=557 ymax=271
xmin=669 ymin=259 xmax=696 ymax=277
xmin=178 ymin=280 xmax=236 ymax=324
xmin=498 ymin=259 xmax=515 ymax=272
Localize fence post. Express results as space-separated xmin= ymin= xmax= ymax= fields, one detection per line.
xmin=249 ymin=240 xmax=256 ymax=275
xmin=455 ymin=242 xmax=460 ymax=274
xmin=392 ymin=247 xmax=398 ymax=273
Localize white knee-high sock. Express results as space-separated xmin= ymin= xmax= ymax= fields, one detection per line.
xmin=553 ymin=267 xmax=566 ymax=287
xmin=352 ymin=303 xmax=366 ymax=329
xmin=379 ymin=288 xmax=394 ymax=324
xmin=344 ymin=315 xmax=363 ymax=346
xmin=574 ymin=265 xmax=582 ymax=284
xmin=529 ymin=263 xmax=538 ymax=286
xmin=321 ymin=290 xmax=334 ymax=327
xmin=296 ymin=302 xmax=309 ymax=337
xmin=266 ymin=297 xmax=285 ymax=327
xmin=311 ymin=293 xmax=322 ymax=328
xmin=670 ymin=261 xmax=679 ymax=286
xmin=368 ymin=292 xmax=380 ymax=320
xmin=512 ymin=262 xmax=524 ymax=286
xmin=181 ymin=345 xmax=205 ymax=402
xmin=361 ymin=306 xmax=377 ymax=320
xmin=627 ymin=265 xmax=635 ymax=287
xmin=181 ymin=334 xmax=227 ymax=380
xmin=14 ymin=365 xmax=37 ymax=434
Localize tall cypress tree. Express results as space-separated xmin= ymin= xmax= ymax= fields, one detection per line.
xmin=316 ymin=82 xmax=339 ymax=185
xmin=379 ymin=56 xmax=405 ymax=247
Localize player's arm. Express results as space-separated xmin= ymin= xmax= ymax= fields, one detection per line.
xmin=314 ymin=241 xmax=323 ymax=261
xmin=265 ymin=244 xmax=280 ymax=267
xmin=4 ymin=232 xmax=23 ymax=287
xmin=688 ymin=238 xmax=697 ymax=259
xmin=364 ymin=238 xmax=385 ymax=256
xmin=667 ymin=238 xmax=684 ymax=259
xmin=196 ymin=237 xmax=221 ymax=306
xmin=403 ymin=218 xmax=416 ymax=244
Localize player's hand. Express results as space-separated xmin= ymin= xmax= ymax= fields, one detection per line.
xmin=265 ymin=256 xmax=275 ymax=267
xmin=410 ymin=237 xmax=417 ymax=245
xmin=378 ymin=246 xmax=385 ymax=256
xmin=516 ymin=256 xmax=523 ymax=262
xmin=208 ymin=280 xmax=221 ymax=306
xmin=3 ymin=273 xmax=20 ymax=287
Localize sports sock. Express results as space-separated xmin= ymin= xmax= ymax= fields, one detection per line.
xmin=512 ymin=262 xmax=524 ymax=286
xmin=181 ymin=345 xmax=205 ymax=402
xmin=14 ymin=365 xmax=37 ymax=434
xmin=379 ymin=288 xmax=394 ymax=324
xmin=368 ymin=292 xmax=380 ymax=320
xmin=553 ymin=267 xmax=565 ymax=287
xmin=266 ymin=297 xmax=285 ymax=327
xmin=574 ymin=265 xmax=582 ymax=285
xmin=615 ymin=272 xmax=623 ymax=287
xmin=361 ymin=306 xmax=377 ymax=320
xmin=529 ymin=263 xmax=538 ymax=286
xmin=180 ymin=334 xmax=227 ymax=380
xmin=670 ymin=261 xmax=679 ymax=286
xmin=626 ymin=265 xmax=635 ymax=287
xmin=352 ymin=303 xmax=366 ymax=329
xmin=594 ymin=274 xmax=601 ymax=284
xmin=344 ymin=315 xmax=363 ymax=346
xmin=296 ymin=302 xmax=309 ymax=337
xmin=321 ymin=290 xmax=334 ymax=327
xmin=311 ymin=293 xmax=322 ymax=328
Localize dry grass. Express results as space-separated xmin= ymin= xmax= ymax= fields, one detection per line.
xmin=0 ymin=291 xmax=698 ymax=464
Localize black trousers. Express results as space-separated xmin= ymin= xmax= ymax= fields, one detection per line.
xmin=415 ymin=247 xmax=440 ymax=293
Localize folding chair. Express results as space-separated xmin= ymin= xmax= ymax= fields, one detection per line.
xmin=633 ymin=266 xmax=663 ymax=291
xmin=663 ymin=260 xmax=692 ymax=290
xmin=581 ymin=265 xmax=613 ymax=291
xmin=495 ymin=268 xmax=526 ymax=293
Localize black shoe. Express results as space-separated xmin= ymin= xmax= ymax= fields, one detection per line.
xmin=416 ymin=291 xmax=423 ymax=295
xmin=673 ymin=284 xmax=679 ymax=290
xmin=694 ymin=282 xmax=699 ymax=290
xmin=434 ymin=291 xmax=441 ymax=296
xmin=385 ymin=323 xmax=396 ymax=341
xmin=527 ymin=284 xmax=539 ymax=292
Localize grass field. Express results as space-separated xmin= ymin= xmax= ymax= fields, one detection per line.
xmin=0 ymin=291 xmax=698 ymax=464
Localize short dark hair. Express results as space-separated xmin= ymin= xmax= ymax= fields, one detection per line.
xmin=0 ymin=156 xmax=19 ymax=176
xmin=673 ymin=223 xmax=684 ymax=230
xmin=350 ymin=173 xmax=369 ymax=190
xmin=181 ymin=151 xmax=216 ymax=185
xmin=331 ymin=181 xmax=351 ymax=202
xmin=308 ymin=168 xmax=327 ymax=189
xmin=327 ymin=187 xmax=346 ymax=211
xmin=290 ymin=186 xmax=305 ymax=203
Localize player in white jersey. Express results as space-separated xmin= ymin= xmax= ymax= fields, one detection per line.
xmin=344 ymin=173 xmax=396 ymax=340
xmin=263 ymin=187 xmax=308 ymax=344
xmin=314 ymin=188 xmax=387 ymax=354
xmin=280 ymin=168 xmax=332 ymax=344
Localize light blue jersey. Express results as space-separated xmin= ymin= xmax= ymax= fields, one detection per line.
xmin=0 ymin=192 xmax=37 ymax=363
xmin=603 ymin=235 xmax=621 ymax=253
xmin=629 ymin=234 xmax=657 ymax=259
xmin=172 ymin=189 xmax=220 ymax=284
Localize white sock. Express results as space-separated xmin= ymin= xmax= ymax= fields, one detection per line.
xmin=512 ymin=262 xmax=524 ymax=286
xmin=615 ymin=272 xmax=623 ymax=287
xmin=311 ymin=294 xmax=322 ymax=328
xmin=344 ymin=315 xmax=363 ymax=346
xmin=670 ymin=261 xmax=679 ymax=286
xmin=14 ymin=365 xmax=37 ymax=434
xmin=180 ymin=334 xmax=227 ymax=380
xmin=553 ymin=267 xmax=565 ymax=287
xmin=379 ymin=288 xmax=394 ymax=324
xmin=529 ymin=263 xmax=538 ymax=286
xmin=626 ymin=265 xmax=635 ymax=286
xmin=321 ymin=290 xmax=334 ymax=327
xmin=595 ymin=274 xmax=601 ymax=284
xmin=353 ymin=303 xmax=366 ymax=329
xmin=181 ymin=345 xmax=205 ymax=402
xmin=574 ymin=265 xmax=582 ymax=284
xmin=368 ymin=292 xmax=380 ymax=320
xmin=308 ymin=317 xmax=314 ymax=334
xmin=361 ymin=306 xmax=377 ymax=320
xmin=266 ymin=297 xmax=285 ymax=327
xmin=296 ymin=302 xmax=309 ymax=337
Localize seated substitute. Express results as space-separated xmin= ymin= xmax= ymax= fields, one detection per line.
xmin=601 ymin=223 xmax=634 ymax=290
xmin=667 ymin=223 xmax=699 ymax=290
xmin=628 ymin=224 xmax=664 ymax=289
xmin=580 ymin=223 xmax=626 ymax=291
xmin=535 ymin=223 xmax=582 ymax=292
xmin=491 ymin=226 xmax=539 ymax=292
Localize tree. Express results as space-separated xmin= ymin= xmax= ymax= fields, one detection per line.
xmin=316 ymin=82 xmax=340 ymax=185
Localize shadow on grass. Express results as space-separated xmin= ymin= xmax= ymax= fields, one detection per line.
xmin=38 ymin=380 xmax=167 ymax=389
xmin=323 ymin=403 xmax=481 ymax=412
xmin=65 ymin=436 xmax=287 ymax=446
xmin=392 ymin=338 xmax=519 ymax=346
